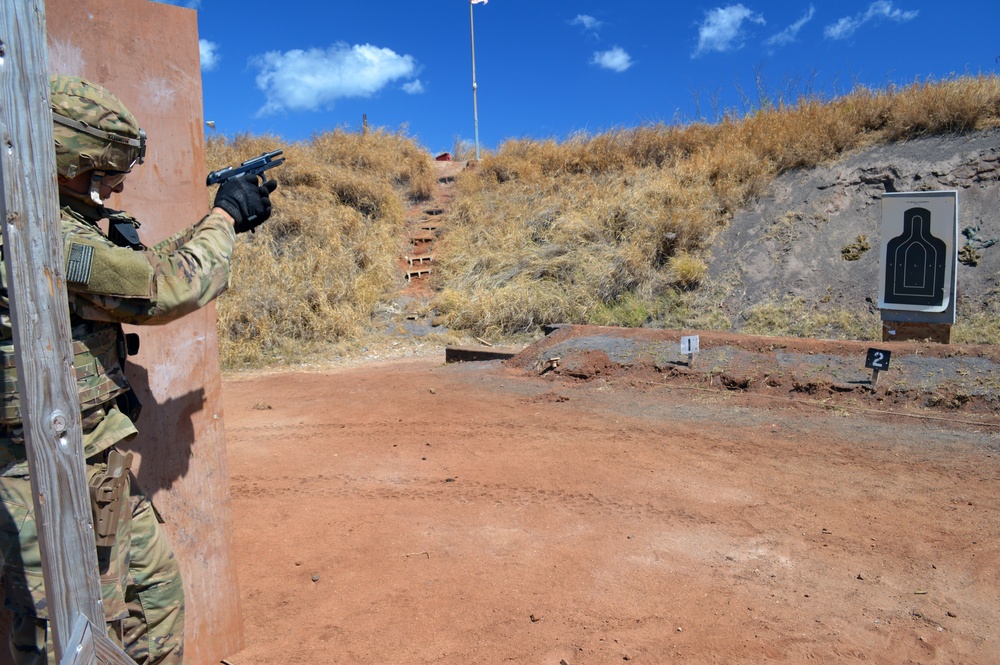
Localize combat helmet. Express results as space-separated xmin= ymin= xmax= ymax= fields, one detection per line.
xmin=50 ymin=75 xmax=146 ymax=203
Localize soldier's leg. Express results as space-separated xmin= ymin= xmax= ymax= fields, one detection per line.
xmin=1 ymin=467 xmax=130 ymax=665
xmin=7 ymin=615 xmax=49 ymax=665
xmin=123 ymin=492 xmax=184 ymax=665
xmin=0 ymin=475 xmax=52 ymax=665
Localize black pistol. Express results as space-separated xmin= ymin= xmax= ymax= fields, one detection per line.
xmin=206 ymin=149 xmax=285 ymax=186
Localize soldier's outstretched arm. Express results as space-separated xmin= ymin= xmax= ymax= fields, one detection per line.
xmin=64 ymin=210 xmax=236 ymax=325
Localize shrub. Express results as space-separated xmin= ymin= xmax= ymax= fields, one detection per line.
xmin=207 ymin=129 xmax=432 ymax=367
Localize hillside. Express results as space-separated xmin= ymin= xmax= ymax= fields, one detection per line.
xmin=428 ymin=77 xmax=1000 ymax=345
xmin=208 ymin=78 xmax=1000 ymax=369
xmin=425 ymin=127 xmax=999 ymax=346
xmin=710 ymin=127 xmax=1000 ymax=339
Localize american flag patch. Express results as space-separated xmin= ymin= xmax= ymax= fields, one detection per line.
xmin=66 ymin=242 xmax=94 ymax=285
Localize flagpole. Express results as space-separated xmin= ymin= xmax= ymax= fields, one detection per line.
xmin=469 ymin=0 xmax=481 ymax=160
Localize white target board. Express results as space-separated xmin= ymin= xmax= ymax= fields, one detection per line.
xmin=877 ymin=191 xmax=958 ymax=313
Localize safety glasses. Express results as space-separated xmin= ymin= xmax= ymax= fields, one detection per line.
xmin=97 ymin=170 xmax=130 ymax=188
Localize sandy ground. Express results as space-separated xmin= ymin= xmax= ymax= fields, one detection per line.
xmin=222 ymin=345 xmax=1000 ymax=664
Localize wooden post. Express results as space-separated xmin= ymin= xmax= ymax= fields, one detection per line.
xmin=0 ymin=2 xmax=131 ymax=663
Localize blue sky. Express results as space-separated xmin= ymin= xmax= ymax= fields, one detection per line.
xmin=155 ymin=1 xmax=999 ymax=156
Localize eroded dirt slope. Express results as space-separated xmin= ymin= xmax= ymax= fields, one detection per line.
xmin=710 ymin=128 xmax=1000 ymax=323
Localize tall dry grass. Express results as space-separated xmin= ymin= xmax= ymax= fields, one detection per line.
xmin=210 ymin=76 xmax=1000 ymax=361
xmin=208 ymin=129 xmax=434 ymax=367
xmin=432 ymin=75 xmax=1000 ymax=339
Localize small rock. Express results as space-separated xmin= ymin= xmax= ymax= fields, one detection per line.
xmin=311 ymin=575 xmax=320 ymax=583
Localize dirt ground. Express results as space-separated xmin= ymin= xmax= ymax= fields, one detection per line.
xmin=222 ymin=330 xmax=1000 ymax=664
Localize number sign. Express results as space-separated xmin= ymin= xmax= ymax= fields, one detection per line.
xmin=865 ymin=348 xmax=892 ymax=371
xmin=680 ymin=336 xmax=700 ymax=355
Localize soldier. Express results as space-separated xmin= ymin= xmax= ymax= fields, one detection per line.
xmin=0 ymin=75 xmax=276 ymax=664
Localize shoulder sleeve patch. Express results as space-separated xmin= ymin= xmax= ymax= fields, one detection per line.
xmin=66 ymin=242 xmax=95 ymax=285
xmin=64 ymin=239 xmax=154 ymax=298
xmin=88 ymin=245 xmax=155 ymax=298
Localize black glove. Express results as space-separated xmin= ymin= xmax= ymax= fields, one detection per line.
xmin=213 ymin=174 xmax=278 ymax=233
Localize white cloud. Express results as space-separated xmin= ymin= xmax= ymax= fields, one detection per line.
xmin=824 ymin=1 xmax=918 ymax=40
xmin=693 ymin=4 xmax=766 ymax=57
xmin=251 ymin=43 xmax=418 ymax=115
xmin=571 ymin=14 xmax=603 ymax=32
xmin=591 ymin=47 xmax=633 ymax=73
xmin=402 ymin=79 xmax=425 ymax=94
xmin=764 ymin=5 xmax=815 ymax=47
xmin=199 ymin=39 xmax=220 ymax=71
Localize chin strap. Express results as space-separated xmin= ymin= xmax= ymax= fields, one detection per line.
xmin=88 ymin=171 xmax=104 ymax=206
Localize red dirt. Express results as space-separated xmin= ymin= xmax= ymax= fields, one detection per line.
xmin=223 ymin=349 xmax=1000 ymax=664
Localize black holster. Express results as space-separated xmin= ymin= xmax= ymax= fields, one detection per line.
xmin=115 ymin=331 xmax=142 ymax=422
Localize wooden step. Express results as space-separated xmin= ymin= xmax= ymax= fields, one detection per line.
xmin=410 ymin=233 xmax=436 ymax=244
xmin=405 ymin=267 xmax=431 ymax=281
xmin=405 ymin=254 xmax=434 ymax=266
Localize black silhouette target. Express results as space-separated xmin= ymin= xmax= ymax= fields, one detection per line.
xmin=883 ymin=207 xmax=947 ymax=307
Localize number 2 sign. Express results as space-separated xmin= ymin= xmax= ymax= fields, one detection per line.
xmin=865 ymin=348 xmax=892 ymax=371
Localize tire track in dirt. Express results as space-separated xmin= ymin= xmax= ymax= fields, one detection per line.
xmin=229 ymin=473 xmax=696 ymax=523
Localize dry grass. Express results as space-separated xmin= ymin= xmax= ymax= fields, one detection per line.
xmin=208 ymin=130 xmax=433 ymax=368
xmin=432 ymin=75 xmax=1000 ymax=340
xmin=739 ymin=296 xmax=881 ymax=341
xmin=211 ymin=76 xmax=1000 ymax=363
xmin=953 ymin=286 xmax=1000 ymax=345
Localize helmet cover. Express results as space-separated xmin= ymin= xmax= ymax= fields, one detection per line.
xmin=50 ymin=75 xmax=145 ymax=179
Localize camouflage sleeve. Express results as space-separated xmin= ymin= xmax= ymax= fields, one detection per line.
xmin=148 ymin=218 xmax=203 ymax=255
xmin=65 ymin=211 xmax=236 ymax=325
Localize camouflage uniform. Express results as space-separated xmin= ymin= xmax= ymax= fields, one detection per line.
xmin=0 ymin=75 xmax=236 ymax=664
